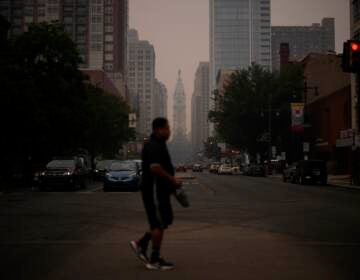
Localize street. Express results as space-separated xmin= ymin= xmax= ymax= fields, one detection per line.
xmin=1 ymin=172 xmax=360 ymax=280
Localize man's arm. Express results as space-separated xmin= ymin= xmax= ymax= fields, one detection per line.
xmin=150 ymin=164 xmax=182 ymax=189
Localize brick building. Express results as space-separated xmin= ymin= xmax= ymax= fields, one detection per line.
xmin=301 ymin=53 xmax=352 ymax=173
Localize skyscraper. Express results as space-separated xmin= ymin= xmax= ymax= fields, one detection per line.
xmin=169 ymin=70 xmax=189 ymax=163
xmin=191 ymin=62 xmax=210 ymax=155
xmin=127 ymin=29 xmax=156 ymax=136
xmin=153 ymin=79 xmax=168 ymax=119
xmin=209 ymin=0 xmax=271 ymax=134
xmin=173 ymin=70 xmax=186 ymax=138
xmin=271 ymin=18 xmax=335 ymax=71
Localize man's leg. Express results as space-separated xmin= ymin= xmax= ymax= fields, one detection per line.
xmin=138 ymin=231 xmax=152 ymax=251
xmin=150 ymin=227 xmax=164 ymax=260
xmin=130 ymin=231 xmax=152 ymax=263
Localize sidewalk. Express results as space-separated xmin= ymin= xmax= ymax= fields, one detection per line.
xmin=327 ymin=174 xmax=360 ymax=190
xmin=268 ymin=173 xmax=360 ymax=190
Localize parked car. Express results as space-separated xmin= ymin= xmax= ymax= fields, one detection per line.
xmin=218 ymin=164 xmax=233 ymax=175
xmin=291 ymin=160 xmax=327 ymax=185
xmin=93 ymin=160 xmax=113 ymax=181
xmin=209 ymin=163 xmax=221 ymax=173
xmin=103 ymin=161 xmax=140 ymax=192
xmin=245 ymin=164 xmax=266 ymax=177
xmin=37 ymin=157 xmax=90 ymax=191
xmin=192 ymin=164 xmax=203 ymax=172
xmin=231 ymin=165 xmax=241 ymax=174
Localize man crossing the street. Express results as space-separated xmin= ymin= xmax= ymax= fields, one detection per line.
xmin=130 ymin=117 xmax=184 ymax=270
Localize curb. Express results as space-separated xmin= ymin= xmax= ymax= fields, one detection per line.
xmin=267 ymin=175 xmax=360 ymax=191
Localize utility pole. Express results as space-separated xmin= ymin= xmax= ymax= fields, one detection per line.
xmin=268 ymin=90 xmax=272 ymax=163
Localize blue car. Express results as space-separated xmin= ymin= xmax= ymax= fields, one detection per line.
xmin=103 ymin=161 xmax=140 ymax=192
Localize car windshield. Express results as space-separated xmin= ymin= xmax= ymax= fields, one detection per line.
xmin=46 ymin=160 xmax=75 ymax=169
xmin=110 ymin=162 xmax=136 ymax=171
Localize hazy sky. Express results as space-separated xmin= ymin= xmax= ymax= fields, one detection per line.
xmin=129 ymin=0 xmax=350 ymax=132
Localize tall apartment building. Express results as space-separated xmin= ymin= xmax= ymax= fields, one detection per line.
xmin=127 ymin=29 xmax=156 ymax=136
xmin=271 ymin=18 xmax=335 ymax=71
xmin=153 ymin=79 xmax=168 ymax=119
xmin=191 ymin=62 xmax=210 ymax=155
xmin=209 ymin=0 xmax=271 ymax=134
xmin=0 ymin=0 xmax=128 ymax=91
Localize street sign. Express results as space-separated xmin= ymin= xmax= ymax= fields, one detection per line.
xmin=303 ymin=142 xmax=310 ymax=153
xmin=129 ymin=113 xmax=137 ymax=128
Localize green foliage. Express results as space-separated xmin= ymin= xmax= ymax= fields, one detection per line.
xmin=84 ymin=84 xmax=134 ymax=158
xmin=209 ymin=64 xmax=304 ymax=160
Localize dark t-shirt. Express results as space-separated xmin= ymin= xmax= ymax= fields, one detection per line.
xmin=141 ymin=134 xmax=174 ymax=193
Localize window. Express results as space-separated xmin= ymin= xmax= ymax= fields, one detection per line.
xmin=105 ymin=34 xmax=113 ymax=42
xmin=105 ymin=7 xmax=113 ymax=14
xmin=105 ymin=44 xmax=113 ymax=51
xmin=105 ymin=53 xmax=114 ymax=61
xmin=105 ymin=16 xmax=113 ymax=24
xmin=354 ymin=0 xmax=360 ymax=20
xmin=104 ymin=63 xmax=113 ymax=71
xmin=105 ymin=26 xmax=113 ymax=33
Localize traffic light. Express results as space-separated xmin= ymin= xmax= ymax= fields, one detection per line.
xmin=342 ymin=40 xmax=360 ymax=73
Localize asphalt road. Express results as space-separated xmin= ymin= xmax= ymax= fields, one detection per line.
xmin=1 ymin=172 xmax=360 ymax=280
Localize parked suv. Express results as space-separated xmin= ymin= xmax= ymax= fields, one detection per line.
xmin=291 ymin=160 xmax=327 ymax=185
xmin=37 ymin=157 xmax=90 ymax=191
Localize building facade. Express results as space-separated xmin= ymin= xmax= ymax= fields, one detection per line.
xmin=0 ymin=0 xmax=128 ymax=98
xmin=127 ymin=29 xmax=156 ymax=136
xmin=301 ymin=53 xmax=351 ymax=173
xmin=191 ymin=62 xmax=210 ymax=155
xmin=209 ymin=0 xmax=271 ymax=134
xmin=272 ymin=18 xmax=335 ymax=71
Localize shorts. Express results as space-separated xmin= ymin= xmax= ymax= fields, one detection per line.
xmin=141 ymin=183 xmax=173 ymax=230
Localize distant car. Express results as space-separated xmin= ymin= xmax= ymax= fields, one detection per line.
xmin=192 ymin=164 xmax=203 ymax=172
xmin=209 ymin=163 xmax=221 ymax=173
xmin=103 ymin=161 xmax=140 ymax=192
xmin=291 ymin=160 xmax=327 ymax=185
xmin=218 ymin=164 xmax=233 ymax=175
xmin=245 ymin=164 xmax=265 ymax=177
xmin=93 ymin=160 xmax=113 ymax=181
xmin=175 ymin=165 xmax=187 ymax=172
xmin=37 ymin=157 xmax=90 ymax=191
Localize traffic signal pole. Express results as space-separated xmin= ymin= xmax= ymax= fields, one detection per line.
xmin=342 ymin=40 xmax=360 ymax=185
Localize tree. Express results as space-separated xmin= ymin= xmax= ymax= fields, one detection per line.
xmin=83 ymin=84 xmax=134 ymax=163
xmin=209 ymin=64 xmax=304 ymax=161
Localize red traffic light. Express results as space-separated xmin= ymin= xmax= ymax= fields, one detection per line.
xmin=351 ymin=42 xmax=360 ymax=52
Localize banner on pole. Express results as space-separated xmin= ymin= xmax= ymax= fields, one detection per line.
xmin=291 ymin=103 xmax=304 ymax=132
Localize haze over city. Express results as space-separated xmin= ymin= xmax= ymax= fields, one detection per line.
xmin=129 ymin=0 xmax=350 ymax=132
xmin=2 ymin=1 xmax=360 ymax=278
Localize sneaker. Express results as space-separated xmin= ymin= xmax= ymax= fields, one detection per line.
xmin=146 ymin=257 xmax=175 ymax=271
xmin=129 ymin=241 xmax=148 ymax=264
xmin=174 ymin=187 xmax=190 ymax=208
